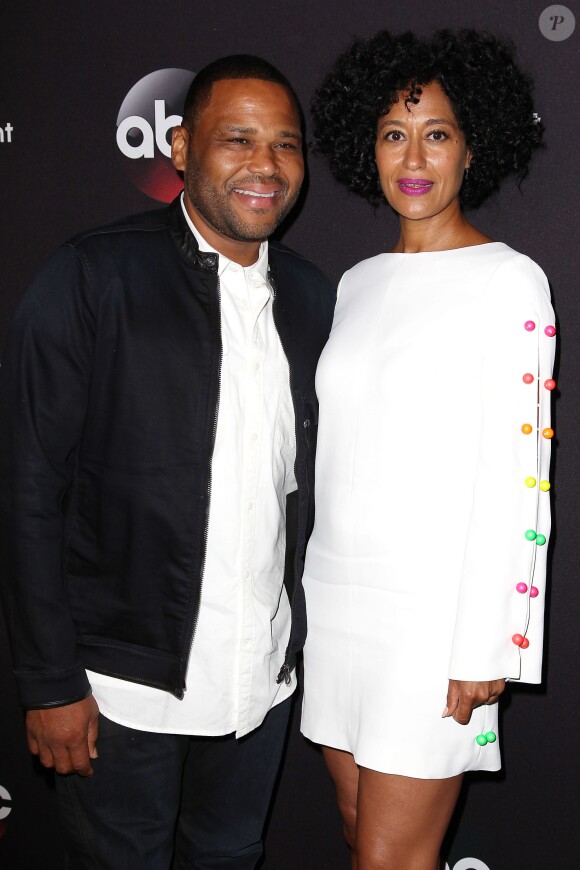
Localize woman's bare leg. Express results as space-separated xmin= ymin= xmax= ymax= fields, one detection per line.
xmin=322 ymin=746 xmax=360 ymax=869
xmin=355 ymin=768 xmax=463 ymax=870
xmin=321 ymin=746 xmax=461 ymax=870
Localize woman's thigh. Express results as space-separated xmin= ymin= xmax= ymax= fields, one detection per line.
xmin=355 ymin=767 xmax=463 ymax=870
xmin=323 ymin=747 xmax=359 ymax=823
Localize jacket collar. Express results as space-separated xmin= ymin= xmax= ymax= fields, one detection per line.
xmin=166 ymin=195 xmax=218 ymax=273
xmin=167 ymin=194 xmax=282 ymax=291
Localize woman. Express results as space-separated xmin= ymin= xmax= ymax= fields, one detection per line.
xmin=301 ymin=30 xmax=555 ymax=870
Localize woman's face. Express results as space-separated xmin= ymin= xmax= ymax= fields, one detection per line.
xmin=374 ymin=81 xmax=471 ymax=222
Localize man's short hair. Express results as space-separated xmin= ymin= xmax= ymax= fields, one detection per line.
xmin=182 ymin=54 xmax=300 ymax=128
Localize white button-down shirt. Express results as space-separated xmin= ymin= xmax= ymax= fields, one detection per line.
xmin=87 ymin=199 xmax=296 ymax=737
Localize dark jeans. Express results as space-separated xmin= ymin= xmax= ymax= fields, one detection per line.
xmin=55 ymin=697 xmax=291 ymax=870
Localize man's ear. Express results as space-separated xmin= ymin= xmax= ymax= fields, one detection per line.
xmin=171 ymin=125 xmax=190 ymax=171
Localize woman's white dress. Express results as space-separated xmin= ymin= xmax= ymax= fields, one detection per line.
xmin=301 ymin=243 xmax=555 ymax=778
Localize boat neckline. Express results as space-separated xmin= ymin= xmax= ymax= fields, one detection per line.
xmin=384 ymin=242 xmax=506 ymax=255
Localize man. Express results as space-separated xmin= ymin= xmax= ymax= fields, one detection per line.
xmin=0 ymin=55 xmax=335 ymax=869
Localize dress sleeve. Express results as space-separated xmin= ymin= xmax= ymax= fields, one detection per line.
xmin=448 ymin=254 xmax=556 ymax=684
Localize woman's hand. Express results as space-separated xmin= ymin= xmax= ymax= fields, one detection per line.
xmin=442 ymin=679 xmax=506 ymax=725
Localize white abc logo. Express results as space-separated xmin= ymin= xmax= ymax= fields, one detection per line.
xmin=116 ymin=69 xmax=195 ymax=203
xmin=0 ymin=784 xmax=12 ymax=820
xmin=116 ymin=68 xmax=195 ymax=161
xmin=445 ymin=859 xmax=490 ymax=870
xmin=117 ymin=100 xmax=181 ymax=159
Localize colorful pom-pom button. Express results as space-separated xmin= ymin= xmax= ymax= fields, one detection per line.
xmin=476 ymin=734 xmax=488 ymax=746
xmin=521 ymin=637 xmax=530 ymax=649
xmin=544 ymin=325 xmax=556 ymax=337
xmin=530 ymin=586 xmax=539 ymax=598
xmin=542 ymin=428 xmax=554 ymax=439
xmin=522 ymin=373 xmax=535 ymax=384
xmin=516 ymin=582 xmax=528 ymax=594
xmin=525 ymin=529 xmax=537 ymax=541
xmin=525 ymin=477 xmax=537 ymax=488
xmin=536 ymin=534 xmax=547 ymax=546
xmin=521 ymin=423 xmax=533 ymax=435
xmin=524 ymin=321 xmax=536 ymax=332
xmin=512 ymin=633 xmax=525 ymax=646
xmin=544 ymin=379 xmax=556 ymax=391
xmin=485 ymin=731 xmax=497 ymax=743
xmin=539 ymin=480 xmax=551 ymax=492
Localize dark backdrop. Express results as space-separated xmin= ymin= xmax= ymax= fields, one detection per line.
xmin=1 ymin=2 xmax=578 ymax=868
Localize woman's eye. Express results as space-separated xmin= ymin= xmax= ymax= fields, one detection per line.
xmin=427 ymin=130 xmax=448 ymax=141
xmin=384 ymin=130 xmax=404 ymax=141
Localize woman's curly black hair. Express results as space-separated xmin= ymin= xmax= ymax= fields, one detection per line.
xmin=311 ymin=29 xmax=544 ymax=208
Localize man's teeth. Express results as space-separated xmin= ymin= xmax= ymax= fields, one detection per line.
xmin=234 ymin=189 xmax=277 ymax=198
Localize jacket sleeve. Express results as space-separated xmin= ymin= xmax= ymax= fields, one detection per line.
xmin=448 ymin=254 xmax=555 ymax=684
xmin=0 ymin=245 xmax=95 ymax=708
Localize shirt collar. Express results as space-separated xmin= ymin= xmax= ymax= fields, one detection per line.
xmin=180 ymin=194 xmax=269 ymax=281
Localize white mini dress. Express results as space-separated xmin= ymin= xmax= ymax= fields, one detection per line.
xmin=301 ymin=243 xmax=555 ymax=779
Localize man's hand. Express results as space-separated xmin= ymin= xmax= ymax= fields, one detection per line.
xmin=25 ymin=695 xmax=100 ymax=776
xmin=442 ymin=679 xmax=506 ymax=725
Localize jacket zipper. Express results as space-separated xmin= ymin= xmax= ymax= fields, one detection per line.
xmin=276 ymin=414 xmax=309 ymax=686
xmin=176 ymin=266 xmax=222 ymax=698
xmin=271 ymin=272 xmax=306 ymax=687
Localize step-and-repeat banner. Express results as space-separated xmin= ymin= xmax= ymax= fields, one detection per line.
xmin=1 ymin=2 xmax=578 ymax=868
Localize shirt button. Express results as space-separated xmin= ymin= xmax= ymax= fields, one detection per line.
xmin=243 ymin=569 xmax=250 ymax=579
xmin=248 ymin=502 xmax=254 ymax=511
xmin=252 ymin=432 xmax=258 ymax=441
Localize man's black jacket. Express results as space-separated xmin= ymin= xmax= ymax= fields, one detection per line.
xmin=0 ymin=197 xmax=335 ymax=709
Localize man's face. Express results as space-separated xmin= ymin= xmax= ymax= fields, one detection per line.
xmin=172 ymin=78 xmax=304 ymax=252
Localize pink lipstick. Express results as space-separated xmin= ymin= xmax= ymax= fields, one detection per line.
xmin=397 ymin=178 xmax=434 ymax=196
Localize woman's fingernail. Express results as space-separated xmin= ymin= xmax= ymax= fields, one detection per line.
xmin=441 ymin=706 xmax=449 ymax=717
